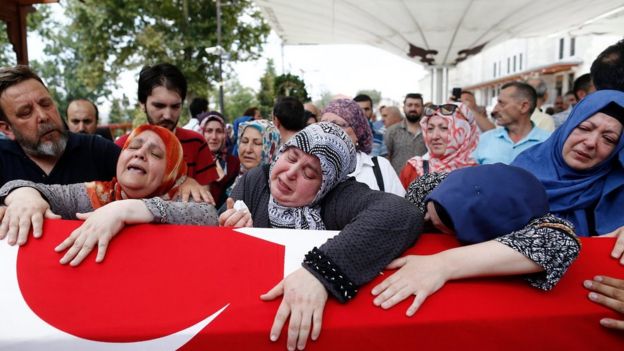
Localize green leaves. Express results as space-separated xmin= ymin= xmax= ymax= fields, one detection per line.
xmin=1 ymin=0 xmax=270 ymax=120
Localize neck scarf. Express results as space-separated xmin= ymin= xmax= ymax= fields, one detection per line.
xmin=85 ymin=125 xmax=187 ymax=209
xmin=407 ymin=103 xmax=478 ymax=176
xmin=268 ymin=122 xmax=357 ymax=229
xmin=512 ymin=90 xmax=624 ymax=235
xmin=425 ymin=164 xmax=549 ymax=244
xmin=323 ymin=99 xmax=373 ymax=154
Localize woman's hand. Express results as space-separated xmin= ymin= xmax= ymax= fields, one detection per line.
xmin=371 ymin=255 xmax=450 ymax=316
xmin=584 ymin=275 xmax=624 ymax=330
xmin=179 ymin=177 xmax=215 ymax=204
xmin=260 ymin=268 xmax=328 ymax=351
xmin=219 ymin=198 xmax=253 ymax=227
xmin=54 ymin=199 xmax=152 ymax=266
xmin=604 ymin=226 xmax=624 ymax=264
xmin=0 ymin=187 xmax=60 ymax=246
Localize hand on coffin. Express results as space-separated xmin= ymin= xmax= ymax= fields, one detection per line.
xmin=0 ymin=187 xmax=60 ymax=246
xmin=260 ymin=267 xmax=328 ymax=350
xmin=603 ymin=226 xmax=624 ymax=264
xmin=55 ymin=199 xmax=150 ymax=266
xmin=371 ymin=254 xmax=449 ymax=317
xmin=585 ymin=275 xmax=624 ymax=330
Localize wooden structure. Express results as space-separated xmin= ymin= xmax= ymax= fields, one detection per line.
xmin=0 ymin=0 xmax=58 ymax=65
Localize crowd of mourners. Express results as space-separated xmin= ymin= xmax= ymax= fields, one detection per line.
xmin=0 ymin=38 xmax=624 ymax=350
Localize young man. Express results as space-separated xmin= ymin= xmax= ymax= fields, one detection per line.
xmin=115 ymin=63 xmax=218 ymax=187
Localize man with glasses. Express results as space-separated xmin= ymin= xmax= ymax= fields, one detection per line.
xmin=385 ymin=93 xmax=427 ymax=174
xmin=473 ymin=82 xmax=551 ymax=165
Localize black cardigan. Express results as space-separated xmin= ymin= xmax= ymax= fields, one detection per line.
xmin=231 ymin=165 xmax=423 ymax=302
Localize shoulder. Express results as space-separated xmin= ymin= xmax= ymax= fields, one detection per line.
xmin=175 ymin=127 xmax=205 ymax=142
xmin=69 ymin=133 xmax=120 ymax=154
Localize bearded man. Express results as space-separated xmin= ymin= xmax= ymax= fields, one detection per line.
xmin=384 ymin=93 xmax=427 ymax=174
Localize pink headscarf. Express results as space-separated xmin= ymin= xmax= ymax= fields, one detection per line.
xmin=407 ymin=103 xmax=479 ymax=176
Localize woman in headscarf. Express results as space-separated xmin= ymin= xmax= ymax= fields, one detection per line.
xmin=399 ymin=103 xmax=478 ymax=188
xmin=320 ymin=99 xmax=405 ymax=196
xmin=0 ymin=125 xmax=218 ymax=266
xmin=229 ymin=119 xmax=280 ymax=193
xmin=372 ymin=164 xmax=580 ymax=316
xmin=512 ymin=90 xmax=624 ymax=258
xmin=219 ymin=122 xmax=421 ymax=350
xmin=199 ymin=111 xmax=240 ymax=208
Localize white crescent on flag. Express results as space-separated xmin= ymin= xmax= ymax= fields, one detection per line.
xmin=0 ymin=227 xmax=337 ymax=349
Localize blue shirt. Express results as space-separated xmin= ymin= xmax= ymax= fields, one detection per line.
xmin=370 ymin=120 xmax=387 ymax=156
xmin=473 ymin=125 xmax=551 ymax=165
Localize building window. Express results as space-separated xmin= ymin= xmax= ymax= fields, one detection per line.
xmin=559 ymin=38 xmax=564 ymax=59
xmin=507 ymin=57 xmax=510 ymax=74
xmin=499 ymin=61 xmax=502 ymax=76
xmin=519 ymin=53 xmax=523 ymax=70
xmin=513 ymin=55 xmax=517 ymax=72
xmin=493 ymin=62 xmax=497 ymax=77
xmin=570 ymin=37 xmax=576 ymax=56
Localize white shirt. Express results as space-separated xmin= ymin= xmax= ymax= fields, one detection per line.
xmin=350 ymin=152 xmax=406 ymax=197
xmin=183 ymin=118 xmax=201 ymax=133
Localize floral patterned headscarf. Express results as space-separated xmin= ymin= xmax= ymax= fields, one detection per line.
xmin=86 ymin=125 xmax=187 ymax=208
xmin=407 ymin=103 xmax=479 ymax=176
xmin=237 ymin=119 xmax=281 ymax=173
xmin=322 ymin=99 xmax=373 ymax=154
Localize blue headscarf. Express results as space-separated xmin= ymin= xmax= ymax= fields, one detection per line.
xmin=426 ymin=164 xmax=549 ymax=244
xmin=512 ymin=90 xmax=624 ymax=236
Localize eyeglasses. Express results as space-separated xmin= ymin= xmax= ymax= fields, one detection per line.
xmin=424 ymin=104 xmax=458 ymax=117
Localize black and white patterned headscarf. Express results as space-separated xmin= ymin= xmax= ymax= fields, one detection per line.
xmin=268 ymin=122 xmax=357 ymax=229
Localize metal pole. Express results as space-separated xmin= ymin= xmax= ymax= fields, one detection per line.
xmin=217 ymin=0 xmax=224 ymax=115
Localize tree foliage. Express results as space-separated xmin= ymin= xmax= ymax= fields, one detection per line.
xmin=2 ymin=0 xmax=270 ymax=120
xmin=257 ymin=59 xmax=276 ymax=117
xmin=224 ymin=79 xmax=258 ymax=122
xmin=274 ymin=73 xmax=310 ymax=102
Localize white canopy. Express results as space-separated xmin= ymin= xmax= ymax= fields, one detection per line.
xmin=255 ymin=0 xmax=624 ymax=66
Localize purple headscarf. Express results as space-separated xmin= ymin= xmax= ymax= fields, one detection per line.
xmin=323 ymin=99 xmax=373 ymax=154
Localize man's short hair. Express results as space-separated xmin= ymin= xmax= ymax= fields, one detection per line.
xmin=189 ymin=97 xmax=209 ymax=118
xmin=243 ymin=107 xmax=259 ymax=117
xmin=138 ymin=63 xmax=187 ymax=104
xmin=353 ymin=94 xmax=373 ymax=107
xmin=66 ymin=99 xmax=99 ymax=121
xmin=501 ymin=81 xmax=537 ymax=115
xmin=460 ymin=90 xmax=475 ymax=97
xmin=573 ymin=73 xmax=594 ymax=99
xmin=0 ymin=65 xmax=47 ymax=122
xmin=403 ymin=93 xmax=423 ymax=104
xmin=273 ymin=96 xmax=306 ymax=132
xmin=591 ymin=39 xmax=624 ymax=91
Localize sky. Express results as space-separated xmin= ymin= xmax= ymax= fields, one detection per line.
xmin=26 ymin=3 xmax=427 ymax=121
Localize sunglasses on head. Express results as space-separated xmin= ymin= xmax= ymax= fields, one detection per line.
xmin=424 ymin=104 xmax=458 ymax=116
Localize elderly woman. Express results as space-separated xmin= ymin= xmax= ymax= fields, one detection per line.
xmin=199 ymin=111 xmax=240 ymax=208
xmin=320 ymin=99 xmax=405 ymax=196
xmin=0 ymin=125 xmax=217 ymax=266
xmin=512 ymin=90 xmax=624 ymax=259
xmin=219 ymin=122 xmax=421 ymax=350
xmin=399 ymin=103 xmax=478 ymax=188
xmin=229 ymin=119 xmax=280 ymax=192
xmin=372 ymin=164 xmax=580 ymax=316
